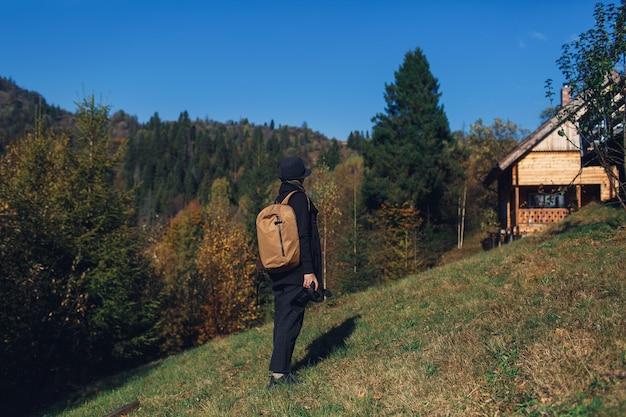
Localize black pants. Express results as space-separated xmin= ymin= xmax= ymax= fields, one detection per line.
xmin=269 ymin=284 xmax=306 ymax=374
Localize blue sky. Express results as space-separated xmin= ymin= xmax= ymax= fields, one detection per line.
xmin=1 ymin=1 xmax=602 ymax=140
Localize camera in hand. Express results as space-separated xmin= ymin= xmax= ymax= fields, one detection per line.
xmin=297 ymin=282 xmax=331 ymax=304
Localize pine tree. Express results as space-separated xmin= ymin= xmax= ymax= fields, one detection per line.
xmin=363 ymin=48 xmax=463 ymax=224
xmin=0 ymin=97 xmax=158 ymax=408
xmin=318 ymin=139 xmax=341 ymax=170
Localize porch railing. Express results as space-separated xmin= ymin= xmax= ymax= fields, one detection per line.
xmin=517 ymin=208 xmax=570 ymax=226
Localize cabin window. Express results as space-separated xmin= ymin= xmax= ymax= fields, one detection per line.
xmin=528 ymin=193 xmax=566 ymax=208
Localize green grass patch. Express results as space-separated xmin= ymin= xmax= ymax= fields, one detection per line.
xmin=42 ymin=203 xmax=626 ymax=416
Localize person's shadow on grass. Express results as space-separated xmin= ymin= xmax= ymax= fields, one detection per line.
xmin=294 ymin=315 xmax=361 ymax=371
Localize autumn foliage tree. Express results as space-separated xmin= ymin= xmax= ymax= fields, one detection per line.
xmin=368 ymin=203 xmax=424 ymax=282
xmin=153 ymin=178 xmax=258 ymax=353
xmin=310 ymin=164 xmax=342 ymax=291
xmin=195 ymin=202 xmax=258 ymax=341
xmin=461 ymin=118 xmax=524 ymax=231
xmin=151 ymin=200 xmax=205 ymax=353
xmin=322 ymin=156 xmax=373 ymax=294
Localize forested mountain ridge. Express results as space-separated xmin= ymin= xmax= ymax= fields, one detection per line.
xmin=0 ymin=76 xmax=336 ymax=150
xmin=0 ymin=77 xmax=73 ymax=152
xmin=121 ymin=110 xmax=344 ymax=225
xmin=0 ymin=76 xmax=346 ymax=225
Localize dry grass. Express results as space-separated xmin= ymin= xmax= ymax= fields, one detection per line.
xmin=44 ymin=203 xmax=626 ymax=416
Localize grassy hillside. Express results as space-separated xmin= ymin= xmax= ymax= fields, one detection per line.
xmin=43 ymin=203 xmax=626 ymax=417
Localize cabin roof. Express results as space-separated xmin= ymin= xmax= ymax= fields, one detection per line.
xmin=484 ymin=98 xmax=583 ymax=186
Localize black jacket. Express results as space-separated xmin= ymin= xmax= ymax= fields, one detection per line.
xmin=268 ymin=181 xmax=323 ymax=289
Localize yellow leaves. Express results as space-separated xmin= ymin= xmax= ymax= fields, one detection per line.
xmin=369 ymin=202 xmax=425 ymax=280
xmin=375 ymin=202 xmax=422 ymax=232
xmin=156 ymin=198 xmax=259 ymax=348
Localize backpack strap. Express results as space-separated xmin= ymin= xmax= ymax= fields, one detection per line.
xmin=254 ymin=259 xmax=266 ymax=305
xmin=280 ymin=190 xmax=311 ymax=211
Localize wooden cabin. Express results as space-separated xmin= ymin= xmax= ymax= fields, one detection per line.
xmin=484 ymin=87 xmax=617 ymax=240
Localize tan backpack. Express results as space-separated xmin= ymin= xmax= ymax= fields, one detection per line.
xmin=256 ymin=191 xmax=305 ymax=273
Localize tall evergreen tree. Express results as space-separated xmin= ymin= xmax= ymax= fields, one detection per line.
xmin=318 ymin=139 xmax=341 ymax=170
xmin=363 ymin=48 xmax=463 ymax=223
xmin=347 ymin=130 xmax=367 ymax=152
xmin=0 ymin=98 xmax=158 ymax=413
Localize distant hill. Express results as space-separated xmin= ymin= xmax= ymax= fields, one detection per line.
xmin=0 ymin=76 xmax=343 ymax=223
xmin=0 ymin=77 xmax=74 ymax=152
xmin=0 ymin=76 xmax=336 ymax=155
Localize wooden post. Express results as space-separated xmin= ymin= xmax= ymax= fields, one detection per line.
xmin=458 ymin=185 xmax=467 ymax=249
xmin=513 ymin=187 xmax=517 ymax=229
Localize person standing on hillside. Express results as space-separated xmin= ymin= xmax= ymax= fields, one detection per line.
xmin=265 ymin=156 xmax=327 ymax=390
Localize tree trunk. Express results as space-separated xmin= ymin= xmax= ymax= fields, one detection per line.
xmin=457 ymin=185 xmax=467 ymax=249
